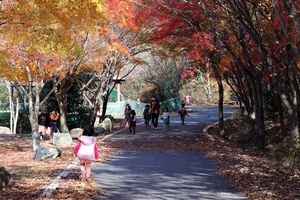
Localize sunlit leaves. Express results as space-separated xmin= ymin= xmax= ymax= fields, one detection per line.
xmin=2 ymin=0 xmax=110 ymax=60
xmin=106 ymin=0 xmax=138 ymax=31
xmin=1 ymin=0 xmax=140 ymax=76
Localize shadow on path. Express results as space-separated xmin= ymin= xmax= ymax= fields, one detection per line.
xmin=91 ymin=150 xmax=247 ymax=200
xmin=91 ymin=106 xmax=247 ymax=200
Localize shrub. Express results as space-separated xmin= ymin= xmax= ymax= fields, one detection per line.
xmin=274 ymin=140 xmax=300 ymax=172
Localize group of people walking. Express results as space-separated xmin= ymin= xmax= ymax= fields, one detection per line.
xmin=144 ymin=97 xmax=189 ymax=129
xmin=73 ymin=96 xmax=189 ymax=183
xmin=124 ymin=96 xmax=189 ymax=134
xmin=144 ymin=97 xmax=162 ymax=129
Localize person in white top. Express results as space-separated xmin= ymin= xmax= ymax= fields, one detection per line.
xmin=185 ymin=94 xmax=191 ymax=105
xmin=161 ymin=107 xmax=170 ymax=130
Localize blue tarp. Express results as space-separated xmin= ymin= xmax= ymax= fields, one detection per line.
xmin=105 ymin=97 xmax=182 ymax=117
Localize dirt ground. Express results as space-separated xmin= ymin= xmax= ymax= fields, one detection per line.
xmin=0 ymin=133 xmax=118 ymax=200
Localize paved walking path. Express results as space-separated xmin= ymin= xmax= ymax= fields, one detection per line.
xmin=91 ymin=106 xmax=248 ymax=200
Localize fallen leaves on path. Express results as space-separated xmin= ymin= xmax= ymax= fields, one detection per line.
xmin=106 ymin=130 xmax=300 ymax=199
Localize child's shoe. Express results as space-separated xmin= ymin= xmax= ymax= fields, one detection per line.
xmin=79 ymin=175 xmax=86 ymax=181
xmin=86 ymin=177 xmax=93 ymax=183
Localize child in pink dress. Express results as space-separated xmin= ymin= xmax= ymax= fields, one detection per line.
xmin=38 ymin=113 xmax=47 ymax=140
xmin=74 ymin=125 xmax=99 ymax=182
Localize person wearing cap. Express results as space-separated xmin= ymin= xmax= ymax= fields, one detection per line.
xmin=149 ymin=96 xmax=161 ymax=129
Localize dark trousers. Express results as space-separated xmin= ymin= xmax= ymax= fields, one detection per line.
xmin=144 ymin=117 xmax=150 ymax=127
xmin=180 ymin=115 xmax=185 ymax=125
xmin=50 ymin=121 xmax=58 ymax=140
xmin=129 ymin=122 xmax=136 ymax=134
xmin=152 ymin=114 xmax=159 ymax=128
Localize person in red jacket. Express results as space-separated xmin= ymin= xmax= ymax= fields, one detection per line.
xmin=49 ymin=108 xmax=59 ymax=143
xmin=74 ymin=125 xmax=99 ymax=182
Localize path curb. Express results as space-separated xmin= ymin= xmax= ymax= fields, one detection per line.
xmin=202 ymin=121 xmax=219 ymax=134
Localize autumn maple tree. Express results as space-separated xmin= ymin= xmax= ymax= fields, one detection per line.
xmin=0 ymin=0 xmax=299 ymax=154
xmin=0 ymin=0 xmax=144 ymax=145
xmin=135 ymin=0 xmax=300 ymax=149
xmin=215 ymin=0 xmax=300 ymax=147
xmin=0 ymin=0 xmax=118 ymax=150
xmin=135 ymin=0 xmax=228 ymax=134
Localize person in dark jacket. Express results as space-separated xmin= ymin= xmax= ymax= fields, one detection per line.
xmin=128 ymin=106 xmax=137 ymax=134
xmin=179 ymin=103 xmax=188 ymax=125
xmin=150 ymin=97 xmax=161 ymax=129
xmin=143 ymin=104 xmax=151 ymax=128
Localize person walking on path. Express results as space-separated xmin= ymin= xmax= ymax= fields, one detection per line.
xmin=161 ymin=107 xmax=170 ymax=130
xmin=143 ymin=104 xmax=151 ymax=128
xmin=185 ymin=94 xmax=191 ymax=106
xmin=150 ymin=96 xmax=161 ymax=129
xmin=49 ymin=109 xmax=59 ymax=142
xmin=123 ymin=103 xmax=131 ymax=127
xmin=128 ymin=106 xmax=137 ymax=134
xmin=179 ymin=103 xmax=188 ymax=125
xmin=74 ymin=125 xmax=99 ymax=183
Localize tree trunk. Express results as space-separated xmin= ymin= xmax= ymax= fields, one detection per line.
xmin=31 ymin=99 xmax=41 ymax=151
xmin=56 ymin=91 xmax=69 ymax=133
xmin=205 ymin=68 xmax=212 ymax=103
xmin=27 ymin=83 xmax=41 ymax=151
xmin=90 ymin=99 xmax=102 ymax=126
xmin=212 ymin=63 xmax=225 ymax=137
xmin=217 ymin=78 xmax=224 ymax=137
xmin=280 ymin=84 xmax=299 ymax=141
xmin=7 ymin=82 xmax=15 ymax=134
xmin=100 ymin=91 xmax=110 ymax=122
xmin=90 ymin=103 xmax=97 ymax=125
xmin=13 ymin=99 xmax=19 ymax=134
xmin=244 ymin=67 xmax=266 ymax=150
xmin=275 ymin=91 xmax=287 ymax=137
xmin=255 ymin=81 xmax=265 ymax=150
xmin=197 ymin=66 xmax=212 ymax=104
xmin=6 ymin=82 xmax=19 ymax=134
xmin=31 ymin=124 xmax=40 ymax=151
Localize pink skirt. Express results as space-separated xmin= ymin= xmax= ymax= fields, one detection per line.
xmin=39 ymin=125 xmax=46 ymax=135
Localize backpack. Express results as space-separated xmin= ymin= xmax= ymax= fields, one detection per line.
xmin=179 ymin=108 xmax=186 ymax=115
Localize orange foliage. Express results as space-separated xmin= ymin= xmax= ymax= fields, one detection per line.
xmin=106 ymin=0 xmax=139 ymax=31
xmin=0 ymin=0 xmax=139 ymax=83
xmin=2 ymin=44 xmax=60 ymax=83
